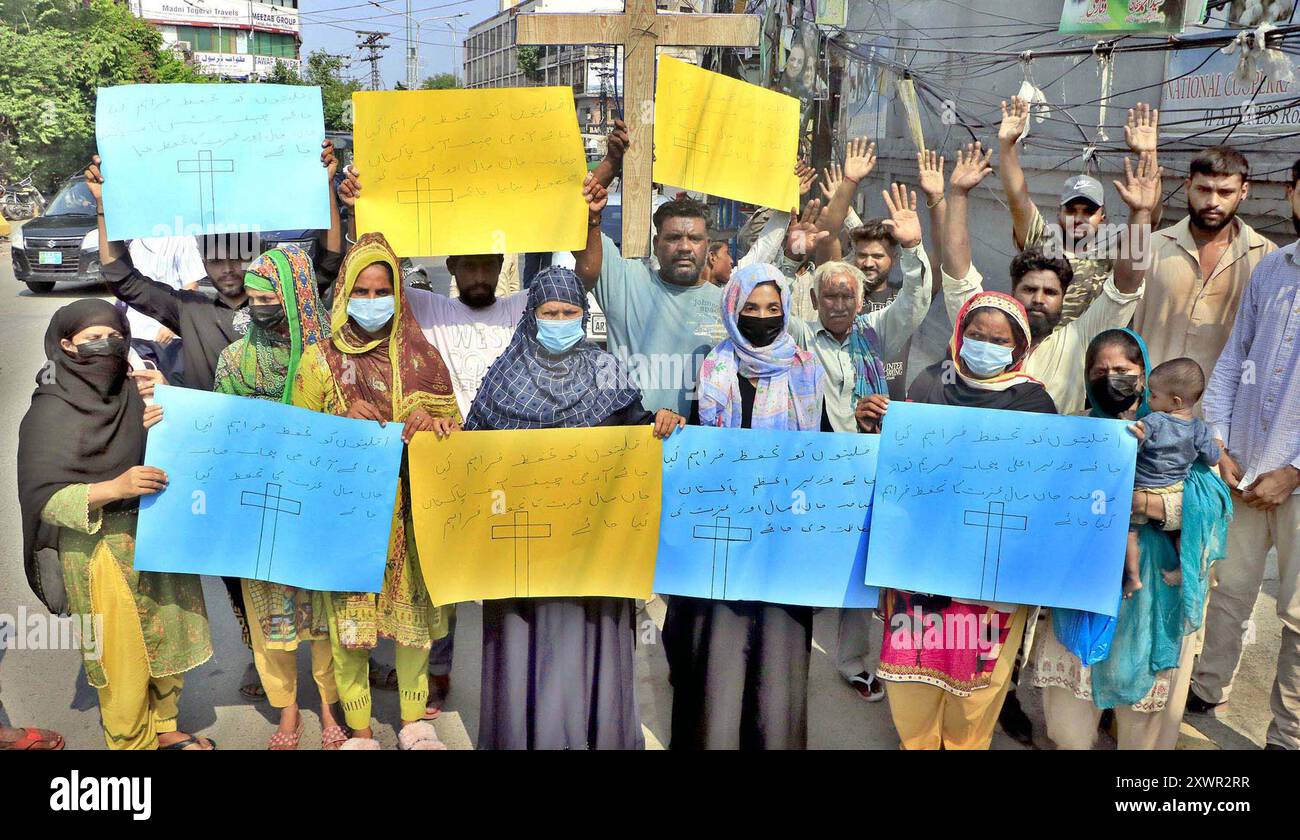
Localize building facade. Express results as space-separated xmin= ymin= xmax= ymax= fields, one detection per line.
xmin=129 ymin=0 xmax=302 ymax=80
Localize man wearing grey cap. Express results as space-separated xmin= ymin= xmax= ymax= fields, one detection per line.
xmin=998 ymin=98 xmax=1163 ymax=329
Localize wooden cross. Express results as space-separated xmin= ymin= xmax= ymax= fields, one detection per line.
xmin=517 ymin=0 xmax=760 ymax=258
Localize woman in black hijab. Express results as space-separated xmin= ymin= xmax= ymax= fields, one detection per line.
xmin=17 ymin=299 xmax=214 ymax=750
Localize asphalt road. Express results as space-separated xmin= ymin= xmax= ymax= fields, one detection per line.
xmin=0 ymin=230 xmax=1282 ymax=750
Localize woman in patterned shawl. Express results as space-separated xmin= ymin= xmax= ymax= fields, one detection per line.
xmin=293 ymin=232 xmax=459 ymax=750
xmin=212 ymin=244 xmax=344 ymax=750
xmin=463 ymin=266 xmax=683 ymax=750
xmin=17 ymin=299 xmax=212 ymax=749
xmin=874 ymin=291 xmax=1056 ymax=750
xmin=663 ymin=263 xmax=825 ymax=750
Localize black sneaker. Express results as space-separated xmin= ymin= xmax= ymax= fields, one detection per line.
xmin=999 ymin=690 xmax=1035 ymax=746
xmin=1184 ymin=691 xmax=1224 ymax=716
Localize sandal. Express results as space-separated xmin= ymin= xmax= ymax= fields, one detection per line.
xmin=159 ymin=734 xmax=217 ymax=751
xmin=320 ymin=724 xmax=349 ymax=751
xmin=398 ymin=721 xmax=446 ymax=751
xmin=425 ymin=674 xmax=450 ymax=718
xmin=239 ymin=664 xmax=266 ymax=700
xmin=268 ymin=722 xmax=304 ymax=751
xmin=0 ymin=727 xmax=64 ymax=751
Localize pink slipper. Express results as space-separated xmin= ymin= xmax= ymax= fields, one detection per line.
xmin=339 ymin=737 xmax=381 ymax=750
xmin=321 ymin=725 xmax=349 ymax=751
xmin=398 ymin=721 xmax=446 ymax=751
xmin=268 ymin=722 xmax=304 ymax=751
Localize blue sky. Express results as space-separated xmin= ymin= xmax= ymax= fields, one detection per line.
xmin=298 ymin=0 xmax=503 ymax=88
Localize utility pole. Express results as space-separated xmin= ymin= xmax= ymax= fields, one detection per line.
xmin=405 ymin=0 xmax=417 ymax=90
xmin=356 ymin=31 xmax=390 ymax=91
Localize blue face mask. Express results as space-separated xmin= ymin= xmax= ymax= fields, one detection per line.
xmin=959 ymin=338 xmax=1014 ymax=378
xmin=347 ymin=295 xmax=394 ymax=333
xmin=535 ymin=316 xmax=585 ymax=354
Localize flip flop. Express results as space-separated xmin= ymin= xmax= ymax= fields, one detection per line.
xmin=321 ymin=724 xmax=350 ymax=751
xmin=0 ymin=728 xmax=64 ymax=751
xmin=268 ymin=723 xmax=304 ymax=751
xmin=159 ymin=734 xmax=217 ymax=751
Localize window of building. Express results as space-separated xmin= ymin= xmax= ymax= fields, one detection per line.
xmin=251 ymin=32 xmax=296 ymax=58
xmin=175 ymin=25 xmax=237 ymax=54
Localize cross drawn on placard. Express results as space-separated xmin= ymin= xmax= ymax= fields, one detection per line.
xmin=176 ymin=150 xmax=236 ymax=229
xmin=691 ymin=515 xmax=752 ymax=599
xmin=516 ymin=0 xmax=760 ymax=258
xmin=240 ymin=482 xmax=303 ymax=580
xmin=491 ymin=511 xmax=553 ymax=596
xmin=962 ymin=501 xmax=1028 ymax=601
xmin=674 ymin=129 xmax=710 ymax=185
xmin=397 ymin=177 xmax=454 ymax=256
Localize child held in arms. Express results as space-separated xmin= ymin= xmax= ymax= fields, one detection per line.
xmin=1125 ymin=357 xmax=1221 ymax=597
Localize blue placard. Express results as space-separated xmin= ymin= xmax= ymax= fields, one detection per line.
xmin=133 ymin=385 xmax=404 ymax=593
xmin=96 ymin=84 xmax=330 ymax=241
xmin=655 ymin=426 xmax=878 ymax=608
xmin=864 ymin=402 xmax=1136 ymax=616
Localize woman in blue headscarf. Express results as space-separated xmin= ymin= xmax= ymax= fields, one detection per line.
xmin=663 ymin=263 xmax=826 ymax=750
xmin=463 ymin=267 xmax=682 ymax=750
xmin=1033 ymin=328 xmax=1232 ymax=749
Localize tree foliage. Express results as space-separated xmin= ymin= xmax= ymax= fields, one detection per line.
xmin=300 ymin=50 xmax=362 ymax=131
xmin=0 ymin=0 xmax=208 ymax=192
xmin=517 ymin=45 xmax=542 ymax=80
xmin=420 ymin=72 xmax=460 ymax=90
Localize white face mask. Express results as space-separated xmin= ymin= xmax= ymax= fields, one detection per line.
xmin=347 ymin=296 xmax=394 ymax=332
xmin=960 ymin=338 xmax=1014 ymax=378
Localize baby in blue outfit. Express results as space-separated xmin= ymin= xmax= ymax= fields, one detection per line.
xmin=1125 ymin=357 xmax=1221 ymax=597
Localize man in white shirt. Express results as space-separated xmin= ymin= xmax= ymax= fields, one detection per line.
xmin=125 ymin=236 xmax=205 ymax=384
xmin=938 ymin=144 xmax=1159 ymax=415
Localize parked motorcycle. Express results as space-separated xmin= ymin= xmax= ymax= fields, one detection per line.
xmin=0 ymin=175 xmax=46 ymax=220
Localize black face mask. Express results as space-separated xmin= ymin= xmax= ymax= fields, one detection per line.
xmin=249 ymin=304 xmax=286 ymax=332
xmin=75 ymin=336 xmax=128 ymax=359
xmin=1090 ymin=373 xmax=1141 ymax=416
xmin=737 ymin=314 xmax=783 ymax=348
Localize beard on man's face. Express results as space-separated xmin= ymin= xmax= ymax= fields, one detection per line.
xmin=1026 ymin=306 xmax=1061 ymax=341
xmin=658 ymin=253 xmax=702 ymax=285
xmin=457 ymin=283 xmax=496 ymax=308
xmin=1188 ymin=200 xmax=1237 ymax=233
xmin=1292 ymin=212 xmax=1299 ymax=237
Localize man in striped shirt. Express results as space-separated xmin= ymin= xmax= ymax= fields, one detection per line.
xmin=1188 ymin=159 xmax=1300 ymax=751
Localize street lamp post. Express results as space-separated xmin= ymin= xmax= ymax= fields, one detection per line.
xmin=412 ymin=13 xmax=467 ymax=88
xmin=408 ymin=12 xmax=470 ymax=89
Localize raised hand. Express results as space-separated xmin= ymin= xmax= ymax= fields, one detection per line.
xmin=84 ymin=155 xmax=104 ymax=205
xmin=796 ymin=160 xmax=817 ymax=198
xmin=998 ymin=96 xmax=1029 ymax=146
xmin=583 ymin=172 xmax=609 ymax=221
xmin=843 ymin=137 xmax=877 ymax=184
xmin=606 ymin=118 xmax=629 ymax=168
xmin=917 ymin=149 xmax=945 ymax=203
xmin=321 ymin=139 xmax=338 ymax=179
xmin=1113 ymin=151 xmax=1162 ymax=214
xmin=338 ymin=165 xmax=362 ymax=208
xmin=949 ymin=142 xmax=994 ymax=194
xmin=784 ymin=199 xmax=831 ymax=260
xmin=1124 ymin=103 xmax=1159 ymax=154
xmin=880 ymin=183 xmax=921 ymax=248
xmin=819 ymin=162 xmax=844 ymax=203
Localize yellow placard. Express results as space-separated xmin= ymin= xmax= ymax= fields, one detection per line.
xmin=653 ymin=55 xmax=800 ymax=212
xmin=352 ymin=88 xmax=589 ymax=257
xmin=409 ymin=427 xmax=662 ymax=605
